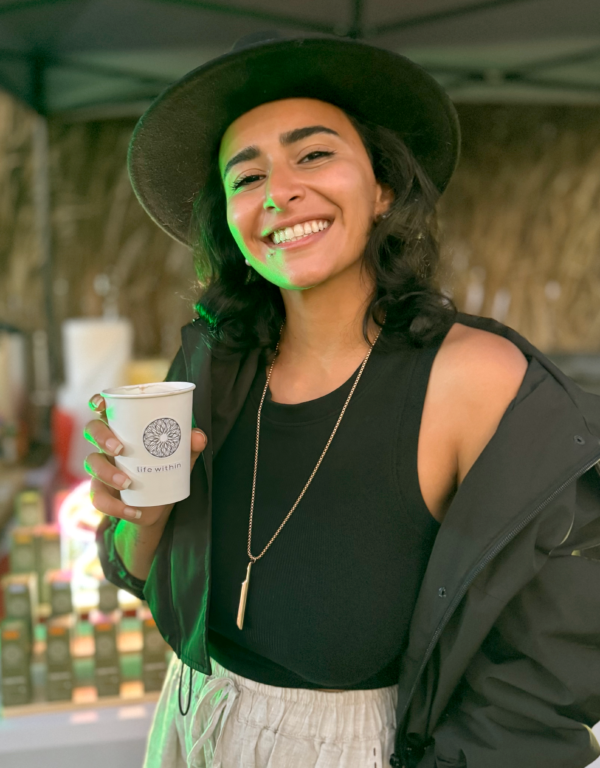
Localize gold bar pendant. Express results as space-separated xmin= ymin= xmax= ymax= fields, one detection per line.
xmin=236 ymin=561 xmax=252 ymax=630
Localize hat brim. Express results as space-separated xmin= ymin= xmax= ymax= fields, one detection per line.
xmin=128 ymin=36 xmax=460 ymax=247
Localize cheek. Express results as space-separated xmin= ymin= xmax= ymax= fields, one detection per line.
xmin=227 ymin=199 xmax=255 ymax=253
xmin=326 ymin=163 xmax=378 ymax=223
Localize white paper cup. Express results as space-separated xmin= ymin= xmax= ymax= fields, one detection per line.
xmin=101 ymin=381 xmax=196 ymax=508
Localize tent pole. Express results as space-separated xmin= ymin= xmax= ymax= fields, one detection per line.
xmin=32 ymin=113 xmax=58 ymax=396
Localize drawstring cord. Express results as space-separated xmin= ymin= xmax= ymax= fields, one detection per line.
xmin=186 ymin=674 xmax=240 ymax=768
xmin=178 ymin=661 xmax=193 ymax=716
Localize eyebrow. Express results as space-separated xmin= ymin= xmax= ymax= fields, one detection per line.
xmin=222 ymin=125 xmax=339 ymax=179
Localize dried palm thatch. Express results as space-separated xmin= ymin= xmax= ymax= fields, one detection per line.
xmin=439 ymin=104 xmax=600 ymax=352
xmin=1 ymin=95 xmax=600 ymax=360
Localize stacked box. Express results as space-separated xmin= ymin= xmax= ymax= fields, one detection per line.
xmin=93 ymin=620 xmax=121 ymax=697
xmin=46 ymin=617 xmax=73 ymax=702
xmin=46 ymin=570 xmax=73 ymax=616
xmin=34 ymin=525 xmax=61 ymax=604
xmin=1 ymin=619 xmax=32 ymax=706
xmin=15 ymin=490 xmax=45 ymax=527
xmin=98 ymin=580 xmax=119 ymax=614
xmin=9 ymin=527 xmax=36 ymax=574
xmin=142 ymin=616 xmax=168 ymax=692
xmin=1 ymin=573 xmax=37 ymax=642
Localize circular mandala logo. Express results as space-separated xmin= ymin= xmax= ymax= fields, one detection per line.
xmin=143 ymin=417 xmax=182 ymax=458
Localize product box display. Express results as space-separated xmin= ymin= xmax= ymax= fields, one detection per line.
xmin=93 ymin=619 xmax=121 ymax=697
xmin=98 ymin=579 xmax=119 ymax=615
xmin=142 ymin=616 xmax=169 ymax=692
xmin=9 ymin=527 xmax=37 ymax=574
xmin=15 ymin=490 xmax=45 ymax=527
xmin=1 ymin=481 xmax=169 ymax=714
xmin=35 ymin=524 xmax=61 ymax=604
xmin=45 ymin=616 xmax=74 ymax=702
xmin=1 ymin=619 xmax=32 ymax=706
xmin=1 ymin=572 xmax=37 ymax=641
xmin=46 ymin=570 xmax=73 ymax=616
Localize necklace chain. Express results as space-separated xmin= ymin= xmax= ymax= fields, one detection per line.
xmin=247 ymin=321 xmax=383 ymax=563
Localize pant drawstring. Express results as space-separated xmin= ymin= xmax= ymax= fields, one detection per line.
xmin=185 ymin=672 xmax=240 ymax=768
xmin=178 ymin=661 xmax=193 ymax=716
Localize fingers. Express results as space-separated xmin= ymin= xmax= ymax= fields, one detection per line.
xmin=89 ymin=394 xmax=105 ymax=414
xmin=83 ymin=417 xmax=123 ymax=457
xmin=89 ymin=478 xmax=142 ymax=521
xmin=190 ymin=428 xmax=208 ymax=471
xmin=85 ymin=451 xmax=131 ymax=493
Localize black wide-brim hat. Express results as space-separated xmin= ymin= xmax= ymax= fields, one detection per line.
xmin=128 ymin=30 xmax=460 ymax=247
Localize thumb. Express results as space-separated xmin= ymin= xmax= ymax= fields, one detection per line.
xmin=190 ymin=428 xmax=208 ymax=471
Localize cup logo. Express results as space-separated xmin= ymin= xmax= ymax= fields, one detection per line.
xmin=143 ymin=417 xmax=182 ymax=458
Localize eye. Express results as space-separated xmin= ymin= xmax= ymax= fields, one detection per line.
xmin=231 ymin=173 xmax=262 ymax=191
xmin=230 ymin=151 xmax=334 ymax=191
xmin=300 ymin=150 xmax=334 ymax=163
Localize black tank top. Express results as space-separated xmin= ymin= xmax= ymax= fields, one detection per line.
xmin=208 ymin=333 xmax=445 ymax=689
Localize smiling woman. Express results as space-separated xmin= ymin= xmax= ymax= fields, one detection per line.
xmin=192 ymin=97 xmax=457 ymax=357
xmin=87 ymin=29 xmax=600 ymax=768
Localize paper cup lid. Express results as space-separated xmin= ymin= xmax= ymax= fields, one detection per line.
xmin=101 ymin=381 xmax=195 ymax=398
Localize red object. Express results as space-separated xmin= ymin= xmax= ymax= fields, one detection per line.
xmin=51 ymin=406 xmax=82 ymax=486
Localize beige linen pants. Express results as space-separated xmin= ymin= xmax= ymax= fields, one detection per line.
xmin=143 ymin=654 xmax=398 ymax=768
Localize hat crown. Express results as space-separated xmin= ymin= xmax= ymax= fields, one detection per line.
xmin=230 ymin=29 xmax=287 ymax=53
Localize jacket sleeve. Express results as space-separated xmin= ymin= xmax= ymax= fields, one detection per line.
xmin=417 ymin=518 xmax=600 ymax=767
xmin=95 ymin=346 xmax=188 ymax=599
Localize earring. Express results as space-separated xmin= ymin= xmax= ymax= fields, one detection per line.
xmin=245 ymin=258 xmax=250 ymax=265
xmin=380 ymin=211 xmax=391 ymax=220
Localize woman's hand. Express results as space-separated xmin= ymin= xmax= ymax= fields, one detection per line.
xmin=84 ymin=393 xmax=207 ymax=527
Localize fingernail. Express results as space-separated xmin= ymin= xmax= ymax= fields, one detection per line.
xmin=89 ymin=395 xmax=104 ymax=410
xmin=105 ymin=438 xmax=123 ymax=455
xmin=124 ymin=507 xmax=142 ymax=520
xmin=193 ymin=428 xmax=207 ymax=441
xmin=113 ymin=473 xmax=131 ymax=489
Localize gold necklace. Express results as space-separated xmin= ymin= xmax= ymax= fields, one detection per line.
xmin=236 ymin=322 xmax=383 ymax=630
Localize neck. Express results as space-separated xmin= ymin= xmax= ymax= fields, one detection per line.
xmin=277 ymin=265 xmax=378 ymax=369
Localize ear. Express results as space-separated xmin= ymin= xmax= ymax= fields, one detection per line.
xmin=374 ymin=181 xmax=394 ymax=218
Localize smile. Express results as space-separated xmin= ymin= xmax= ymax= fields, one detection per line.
xmin=268 ymin=221 xmax=331 ymax=251
xmin=270 ymin=219 xmax=331 ymax=245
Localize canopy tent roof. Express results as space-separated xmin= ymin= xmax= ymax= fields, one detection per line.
xmin=1 ymin=0 xmax=600 ymax=119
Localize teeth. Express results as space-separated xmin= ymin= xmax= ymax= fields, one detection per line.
xmin=270 ymin=219 xmax=331 ymax=244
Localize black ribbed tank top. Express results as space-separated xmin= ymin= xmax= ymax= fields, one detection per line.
xmin=208 ymin=333 xmax=445 ymax=690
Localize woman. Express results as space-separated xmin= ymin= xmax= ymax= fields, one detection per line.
xmin=87 ymin=31 xmax=600 ymax=768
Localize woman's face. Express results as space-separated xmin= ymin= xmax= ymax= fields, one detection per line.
xmin=218 ymin=98 xmax=393 ymax=291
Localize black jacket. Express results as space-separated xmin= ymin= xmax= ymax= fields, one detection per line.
xmin=97 ymin=311 xmax=600 ymax=767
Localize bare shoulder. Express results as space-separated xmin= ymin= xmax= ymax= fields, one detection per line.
xmin=440 ymin=322 xmax=529 ymax=486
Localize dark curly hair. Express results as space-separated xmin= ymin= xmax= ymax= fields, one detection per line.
xmin=190 ymin=108 xmax=457 ymax=356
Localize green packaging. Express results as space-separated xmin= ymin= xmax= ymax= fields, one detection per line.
xmin=46 ymin=617 xmax=73 ymax=702
xmin=9 ymin=527 xmax=37 ymax=574
xmin=46 ymin=571 xmax=73 ymax=616
xmin=1 ymin=573 xmax=37 ymax=641
xmin=93 ymin=620 xmax=121 ymax=697
xmin=1 ymin=619 xmax=32 ymax=706
xmin=15 ymin=490 xmax=45 ymax=527
xmin=98 ymin=579 xmax=119 ymax=614
xmin=142 ymin=616 xmax=168 ymax=692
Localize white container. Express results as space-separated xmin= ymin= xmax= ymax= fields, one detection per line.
xmin=101 ymin=382 xmax=195 ymax=508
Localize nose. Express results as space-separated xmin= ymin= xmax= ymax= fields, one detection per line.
xmin=263 ymin=163 xmax=304 ymax=211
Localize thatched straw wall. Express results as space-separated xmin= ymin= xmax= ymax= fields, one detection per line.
xmin=439 ymin=105 xmax=600 ymax=353
xmin=1 ymin=91 xmax=600 ymax=365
